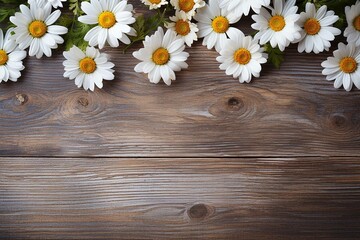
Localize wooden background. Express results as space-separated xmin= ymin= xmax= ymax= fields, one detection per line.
xmin=1 ymin=1 xmax=360 ymax=239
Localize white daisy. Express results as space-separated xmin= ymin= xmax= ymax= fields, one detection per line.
xmin=0 ymin=28 xmax=27 ymax=83
xmin=216 ymin=29 xmax=267 ymax=83
xmin=344 ymin=1 xmax=360 ymax=46
xmin=78 ymin=0 xmax=136 ymax=49
xmin=133 ymin=27 xmax=189 ymax=86
xmin=166 ymin=11 xmax=199 ymax=47
xmin=10 ymin=4 xmax=68 ymax=58
xmin=219 ymin=0 xmax=270 ymax=17
xmin=170 ymin=0 xmax=205 ymax=19
xmin=194 ymin=0 xmax=241 ymax=53
xmin=252 ymin=0 xmax=301 ymax=51
xmin=63 ymin=46 xmax=115 ymax=91
xmin=321 ymin=42 xmax=360 ymax=91
xmin=141 ymin=0 xmax=168 ymax=10
xmin=28 ymin=0 xmax=66 ymax=8
xmin=297 ymin=3 xmax=340 ymax=54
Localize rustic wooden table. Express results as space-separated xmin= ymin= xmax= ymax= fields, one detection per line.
xmin=1 ymin=2 xmax=360 ymax=239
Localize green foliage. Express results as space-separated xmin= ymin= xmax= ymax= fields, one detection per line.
xmin=62 ymin=0 xmax=89 ymax=50
xmin=69 ymin=0 xmax=84 ymax=16
xmin=123 ymin=8 xmax=169 ymax=52
xmin=264 ymin=44 xmax=284 ymax=69
xmin=0 ymin=0 xmax=22 ymax=26
xmin=0 ymin=8 xmax=15 ymax=23
xmin=59 ymin=15 xmax=91 ymax=51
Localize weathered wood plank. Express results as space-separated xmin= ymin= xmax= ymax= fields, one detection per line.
xmin=1 ymin=41 xmax=359 ymax=157
xmin=0 ymin=157 xmax=359 ymax=239
xmin=0 ymin=3 xmax=359 ymax=157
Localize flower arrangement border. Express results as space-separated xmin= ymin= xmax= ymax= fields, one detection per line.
xmin=0 ymin=0 xmax=359 ymax=92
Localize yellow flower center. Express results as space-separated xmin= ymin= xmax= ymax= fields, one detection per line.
xmin=178 ymin=0 xmax=195 ymax=12
xmin=28 ymin=20 xmax=47 ymax=38
xmin=152 ymin=48 xmax=170 ymax=65
xmin=149 ymin=0 xmax=161 ymax=3
xmin=212 ymin=16 xmax=229 ymax=33
xmin=353 ymin=15 xmax=360 ymax=31
xmin=98 ymin=11 xmax=116 ymax=28
xmin=304 ymin=18 xmax=321 ymax=35
xmin=234 ymin=48 xmax=251 ymax=65
xmin=79 ymin=57 xmax=97 ymax=74
xmin=175 ymin=20 xmax=191 ymax=36
xmin=0 ymin=50 xmax=8 ymax=65
xmin=339 ymin=57 xmax=357 ymax=74
xmin=269 ymin=15 xmax=285 ymax=32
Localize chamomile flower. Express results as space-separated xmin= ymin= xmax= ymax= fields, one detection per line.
xmin=344 ymin=1 xmax=360 ymax=46
xmin=216 ymin=30 xmax=267 ymax=83
xmin=252 ymin=0 xmax=301 ymax=51
xmin=141 ymin=0 xmax=168 ymax=10
xmin=28 ymin=0 xmax=66 ymax=8
xmin=78 ymin=0 xmax=136 ymax=49
xmin=170 ymin=0 xmax=205 ymax=19
xmin=194 ymin=0 xmax=241 ymax=53
xmin=297 ymin=3 xmax=340 ymax=54
xmin=133 ymin=27 xmax=189 ymax=86
xmin=166 ymin=11 xmax=199 ymax=47
xmin=63 ymin=46 xmax=115 ymax=91
xmin=321 ymin=42 xmax=360 ymax=91
xmin=10 ymin=4 xmax=68 ymax=58
xmin=219 ymin=0 xmax=270 ymax=17
xmin=0 ymin=28 xmax=27 ymax=83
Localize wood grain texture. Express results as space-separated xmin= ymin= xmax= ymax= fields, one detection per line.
xmin=1 ymin=2 xmax=360 ymax=238
xmin=1 ymin=157 xmax=360 ymax=239
xmin=0 ymin=2 xmax=359 ymax=157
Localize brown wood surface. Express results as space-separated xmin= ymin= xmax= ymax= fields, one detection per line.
xmin=1 ymin=157 xmax=360 ymax=239
xmin=1 ymin=40 xmax=360 ymax=157
xmin=1 ymin=1 xmax=360 ymax=239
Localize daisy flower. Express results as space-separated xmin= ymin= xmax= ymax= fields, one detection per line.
xmin=216 ymin=29 xmax=267 ymax=83
xmin=194 ymin=0 xmax=241 ymax=53
xmin=63 ymin=46 xmax=115 ymax=91
xmin=170 ymin=0 xmax=205 ymax=19
xmin=252 ymin=0 xmax=301 ymax=51
xmin=0 ymin=28 xmax=27 ymax=83
xmin=10 ymin=4 xmax=68 ymax=58
xmin=166 ymin=11 xmax=199 ymax=47
xmin=141 ymin=0 xmax=168 ymax=10
xmin=297 ymin=3 xmax=340 ymax=54
xmin=344 ymin=1 xmax=360 ymax=46
xmin=219 ymin=0 xmax=270 ymax=17
xmin=78 ymin=0 xmax=136 ymax=49
xmin=28 ymin=0 xmax=66 ymax=8
xmin=321 ymin=42 xmax=360 ymax=91
xmin=133 ymin=27 xmax=189 ymax=86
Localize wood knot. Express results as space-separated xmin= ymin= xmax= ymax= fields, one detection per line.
xmin=227 ymin=97 xmax=243 ymax=111
xmin=188 ymin=204 xmax=212 ymax=220
xmin=330 ymin=114 xmax=347 ymax=128
xmin=78 ymin=97 xmax=89 ymax=107
xmin=15 ymin=94 xmax=28 ymax=105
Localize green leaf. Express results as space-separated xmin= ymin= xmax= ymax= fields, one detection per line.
xmin=69 ymin=0 xmax=83 ymax=16
xmin=123 ymin=7 xmax=170 ymax=52
xmin=63 ymin=20 xmax=92 ymax=51
xmin=264 ymin=43 xmax=284 ymax=69
xmin=0 ymin=0 xmax=21 ymax=25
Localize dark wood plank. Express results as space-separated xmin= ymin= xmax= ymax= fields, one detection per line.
xmin=0 ymin=2 xmax=359 ymax=157
xmin=0 ymin=157 xmax=360 ymax=239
